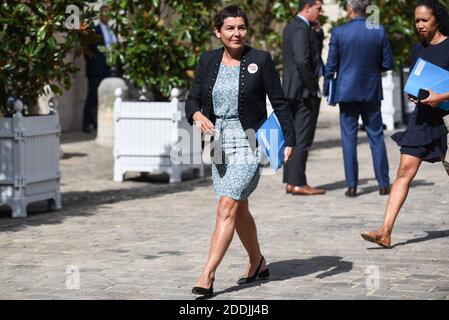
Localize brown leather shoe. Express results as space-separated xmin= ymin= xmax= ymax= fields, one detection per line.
xmin=286 ymin=184 xmax=294 ymax=194
xmin=361 ymin=230 xmax=391 ymax=248
xmin=345 ymin=187 xmax=357 ymax=198
xmin=379 ymin=186 xmax=390 ymax=196
xmin=290 ymin=185 xmax=326 ymax=196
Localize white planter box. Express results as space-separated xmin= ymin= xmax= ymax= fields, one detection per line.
xmin=113 ymin=88 xmax=204 ymax=183
xmin=0 ymin=102 xmax=62 ymax=218
xmin=381 ymin=71 xmax=403 ymax=131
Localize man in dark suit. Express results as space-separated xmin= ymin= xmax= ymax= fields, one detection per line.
xmin=83 ymin=5 xmax=116 ymax=133
xmin=282 ymin=0 xmax=326 ymax=196
xmin=325 ymin=0 xmax=393 ymax=197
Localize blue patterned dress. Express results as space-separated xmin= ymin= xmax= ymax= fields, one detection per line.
xmin=211 ymin=64 xmax=261 ymax=200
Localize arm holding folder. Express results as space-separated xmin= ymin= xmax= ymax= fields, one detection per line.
xmin=258 ymin=53 xmax=296 ymax=170
xmin=417 ymin=89 xmax=449 ymax=109
xmin=404 ymin=58 xmax=449 ymax=111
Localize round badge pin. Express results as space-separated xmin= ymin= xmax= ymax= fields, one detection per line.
xmin=248 ymin=63 xmax=258 ymax=74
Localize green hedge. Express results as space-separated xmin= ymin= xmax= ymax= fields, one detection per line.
xmin=333 ymin=0 xmax=449 ymax=69
xmin=0 ymin=1 xmax=96 ymax=115
xmin=106 ymin=0 xmax=302 ymax=100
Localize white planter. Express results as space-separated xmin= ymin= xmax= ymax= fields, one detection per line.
xmin=0 ymin=100 xmax=62 ymax=218
xmin=381 ymin=70 xmax=403 ymax=131
xmin=401 ymin=68 xmax=417 ymax=123
xmin=96 ymin=77 xmax=128 ymax=147
xmin=113 ymin=88 xmax=204 ymax=183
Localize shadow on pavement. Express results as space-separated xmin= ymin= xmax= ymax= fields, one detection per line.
xmin=393 ymin=230 xmax=449 ymax=248
xmin=196 ymin=256 xmax=353 ymax=300
xmin=311 ymin=136 xmax=369 ymax=151
xmin=61 ymin=152 xmax=88 ymax=160
xmin=366 ymin=230 xmax=449 ymax=250
xmin=357 ymin=179 xmax=434 ymax=196
xmin=316 ymin=179 xmax=433 ymax=194
xmin=0 ymin=176 xmax=211 ymax=232
xmin=60 ymin=131 xmax=96 ymax=144
xmin=316 ymin=178 xmax=373 ymax=191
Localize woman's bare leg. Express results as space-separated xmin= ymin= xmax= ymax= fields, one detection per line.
xmin=194 ymin=196 xmax=240 ymax=289
xmin=235 ymin=200 xmax=266 ymax=276
xmin=362 ymin=154 xmax=422 ymax=246
xmin=381 ymin=154 xmax=422 ymax=234
xmin=443 ymin=156 xmax=449 ymax=176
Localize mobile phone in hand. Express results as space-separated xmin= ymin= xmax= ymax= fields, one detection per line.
xmin=417 ymin=89 xmax=430 ymax=100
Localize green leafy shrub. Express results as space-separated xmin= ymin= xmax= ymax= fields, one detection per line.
xmin=106 ymin=0 xmax=220 ymax=101
xmin=106 ymin=0 xmax=318 ymax=100
xmin=229 ymin=0 xmax=328 ymax=70
xmin=332 ymin=0 xmax=449 ymax=69
xmin=0 ymin=1 xmax=95 ymax=115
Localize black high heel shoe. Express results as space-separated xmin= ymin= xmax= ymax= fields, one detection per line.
xmin=237 ymin=256 xmax=270 ymax=285
xmin=192 ymin=278 xmax=214 ymax=297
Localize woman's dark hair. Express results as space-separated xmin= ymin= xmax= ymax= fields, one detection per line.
xmin=416 ymin=0 xmax=449 ymax=36
xmin=213 ymin=5 xmax=249 ymax=30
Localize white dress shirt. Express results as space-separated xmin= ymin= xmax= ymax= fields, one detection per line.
xmin=297 ymin=14 xmax=310 ymax=27
xmin=99 ymin=22 xmax=117 ymax=49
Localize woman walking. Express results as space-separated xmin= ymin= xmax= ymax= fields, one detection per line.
xmin=361 ymin=0 xmax=449 ymax=248
xmin=185 ymin=5 xmax=296 ymax=296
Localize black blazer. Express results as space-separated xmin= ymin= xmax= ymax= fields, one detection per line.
xmin=282 ymin=17 xmax=321 ymax=100
xmin=185 ymin=46 xmax=296 ymax=147
xmin=84 ymin=25 xmax=111 ymax=78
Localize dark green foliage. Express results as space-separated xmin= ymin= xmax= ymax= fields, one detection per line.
xmin=106 ymin=0 xmax=220 ymax=101
xmin=0 ymin=1 xmax=96 ymax=114
xmin=106 ymin=1 xmax=305 ymax=100
xmin=333 ymin=0 xmax=449 ymax=69
xmin=10 ymin=1 xmax=439 ymax=106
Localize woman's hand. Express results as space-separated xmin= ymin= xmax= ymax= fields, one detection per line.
xmin=283 ymin=146 xmax=294 ymax=164
xmin=193 ymin=111 xmax=215 ymax=134
xmin=420 ymin=89 xmax=443 ymax=108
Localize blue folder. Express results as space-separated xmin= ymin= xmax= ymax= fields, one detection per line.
xmin=326 ymin=78 xmax=337 ymax=106
xmin=256 ymin=112 xmax=285 ymax=171
xmin=404 ymin=58 xmax=449 ymax=111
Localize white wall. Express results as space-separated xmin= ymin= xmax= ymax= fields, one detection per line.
xmin=322 ymin=1 xmax=345 ymax=66
xmin=57 ymin=1 xmax=104 ymax=132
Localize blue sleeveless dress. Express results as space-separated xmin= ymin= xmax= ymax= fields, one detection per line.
xmin=392 ymin=38 xmax=449 ymax=162
xmin=211 ymin=64 xmax=261 ymax=200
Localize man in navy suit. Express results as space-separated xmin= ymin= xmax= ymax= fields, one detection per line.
xmin=83 ymin=5 xmax=117 ymax=133
xmin=325 ymin=0 xmax=393 ymax=197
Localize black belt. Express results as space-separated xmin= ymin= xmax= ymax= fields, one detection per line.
xmin=215 ymin=115 xmax=239 ymax=120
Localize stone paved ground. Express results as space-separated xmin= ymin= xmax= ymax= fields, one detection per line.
xmin=1 ymin=108 xmax=448 ymax=300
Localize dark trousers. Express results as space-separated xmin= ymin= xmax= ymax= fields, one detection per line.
xmin=83 ymin=76 xmax=105 ymax=128
xmin=339 ymin=101 xmax=390 ymax=188
xmin=283 ymin=97 xmax=321 ymax=186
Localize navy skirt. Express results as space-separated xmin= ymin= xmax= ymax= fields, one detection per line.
xmin=392 ymin=105 xmax=448 ymax=163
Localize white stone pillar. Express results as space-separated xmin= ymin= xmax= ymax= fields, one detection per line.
xmin=96 ymin=77 xmax=128 ymax=147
